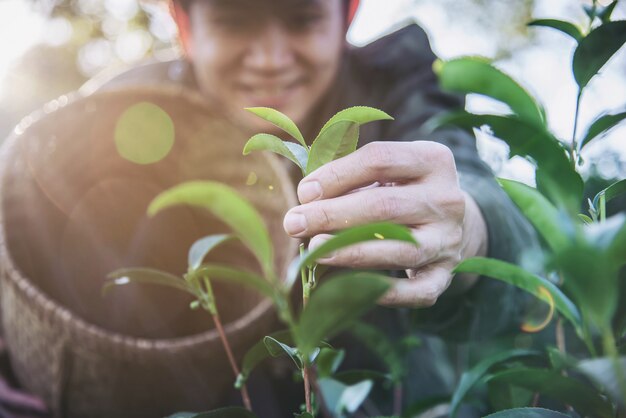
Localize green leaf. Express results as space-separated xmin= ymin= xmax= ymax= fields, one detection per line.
xmin=434 ymin=57 xmax=545 ymax=127
xmin=294 ymin=222 xmax=417 ymax=274
xmin=294 ymin=413 xmax=314 ymax=418
xmin=307 ymin=121 xmax=359 ymax=175
xmin=546 ymin=346 xmax=578 ymax=371
xmin=170 ymin=407 xmax=259 ymax=418
xmin=194 ymin=264 xmax=274 ymax=298
xmin=263 ymin=335 xmax=305 ymax=370
xmin=484 ymin=408 xmax=571 ymax=418
xmin=401 ymin=395 xmax=451 ymax=418
xmin=349 ymin=322 xmax=405 ymax=382
xmin=573 ymin=21 xmax=626 ymax=90
xmin=104 ymin=267 xmax=193 ymax=296
xmin=449 ymin=349 xmax=540 ymax=418
xmin=236 ymin=330 xmax=293 ymax=388
xmin=296 ymin=272 xmax=391 ymax=358
xmin=577 ymin=356 xmax=626 ymax=405
xmin=318 ymin=378 xmax=373 ymax=416
xmin=333 ymin=370 xmax=390 ymax=385
xmin=578 ymin=213 xmax=593 ymax=224
xmin=316 ymin=348 xmax=346 ymax=378
xmin=599 ymin=1 xmax=618 ymax=23
xmin=608 ymin=215 xmax=626 ymax=267
xmin=243 ymin=133 xmax=307 ymax=175
xmin=434 ymin=112 xmax=582 ymax=213
xmin=580 ymin=111 xmax=626 ymax=149
xmin=188 ymin=234 xmax=233 ymax=271
xmin=244 ymin=107 xmax=306 ymax=147
xmin=318 ymin=106 xmax=393 ymax=133
xmin=454 ymin=258 xmax=582 ymax=331
xmin=498 ymin=179 xmax=570 ymax=252
xmin=528 ymin=19 xmax=583 ymax=42
xmin=148 ymin=181 xmax=274 ymax=277
xmin=487 ymin=368 xmax=615 ymax=418
xmin=593 ymin=178 xmax=626 ymax=209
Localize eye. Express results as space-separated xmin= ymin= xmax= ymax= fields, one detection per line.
xmin=284 ymin=11 xmax=325 ymax=32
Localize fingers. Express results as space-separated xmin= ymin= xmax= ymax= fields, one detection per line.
xmin=379 ymin=265 xmax=453 ymax=307
xmin=297 ymin=141 xmax=457 ymax=204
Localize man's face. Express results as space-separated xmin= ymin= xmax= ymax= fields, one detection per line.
xmin=188 ymin=0 xmax=345 ymax=134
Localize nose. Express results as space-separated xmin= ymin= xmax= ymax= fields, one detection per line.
xmin=243 ymin=22 xmax=295 ymax=73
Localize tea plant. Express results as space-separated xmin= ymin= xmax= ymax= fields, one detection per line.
xmin=106 ymin=107 xmax=419 ymax=417
xmin=430 ymin=0 xmax=626 ymax=416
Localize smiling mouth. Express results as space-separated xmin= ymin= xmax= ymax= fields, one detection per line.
xmin=238 ymin=79 xmax=305 ymax=107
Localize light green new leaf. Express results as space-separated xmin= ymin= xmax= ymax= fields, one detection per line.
xmin=454 ymin=258 xmax=582 ymax=331
xmin=573 ymin=21 xmax=626 ymax=90
xmin=318 ymin=378 xmax=373 ymax=416
xmin=243 ymin=133 xmax=307 ymax=175
xmin=296 ymin=272 xmax=391 ymax=358
xmin=580 ymin=111 xmax=626 ymax=150
xmin=318 ymin=106 xmax=393 ymax=133
xmin=194 ymin=264 xmax=274 ymax=298
xmin=498 ymin=179 xmax=570 ymax=252
xmin=434 ymin=57 xmax=545 ymax=127
xmin=188 ymin=234 xmax=233 ymax=271
xmin=307 ymin=121 xmax=359 ymax=174
xmin=236 ymin=330 xmax=293 ymax=388
xmin=148 ymin=181 xmax=274 ymax=277
xmin=295 ymin=222 xmax=417 ymax=272
xmin=449 ymin=349 xmax=539 ymax=418
xmin=487 ymin=368 xmax=615 ymax=418
xmin=593 ymin=179 xmax=626 ymax=209
xmin=105 ymin=267 xmax=193 ymax=296
xmin=528 ymin=19 xmax=583 ymax=42
xmin=244 ymin=107 xmax=306 ymax=147
xmin=485 ymin=408 xmax=571 ymax=418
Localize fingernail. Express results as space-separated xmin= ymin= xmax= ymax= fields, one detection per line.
xmin=283 ymin=212 xmax=307 ymax=236
xmin=298 ymin=181 xmax=322 ymax=203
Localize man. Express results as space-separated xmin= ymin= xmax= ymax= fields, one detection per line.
xmin=88 ymin=0 xmax=537 ymax=414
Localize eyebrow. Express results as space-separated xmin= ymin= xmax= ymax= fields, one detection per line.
xmin=204 ymin=0 xmax=324 ymax=10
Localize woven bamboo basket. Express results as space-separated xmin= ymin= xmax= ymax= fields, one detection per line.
xmin=0 ymin=87 xmax=298 ymax=417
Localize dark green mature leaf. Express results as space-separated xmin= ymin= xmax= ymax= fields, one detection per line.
xmin=264 ymin=335 xmax=303 ymax=369
xmin=105 ymin=268 xmax=193 ymax=296
xmin=169 ymin=407 xmax=259 ymax=418
xmin=580 ymin=111 xmax=626 ymax=149
xmin=499 ymin=179 xmax=570 ymax=252
xmin=484 ymin=408 xmax=571 ymax=418
xmin=577 ymin=356 xmax=626 ymax=405
xmin=573 ymin=21 xmax=626 ymax=90
xmin=245 ymin=107 xmax=306 ymax=147
xmin=307 ymin=121 xmax=359 ymax=174
xmin=528 ymin=19 xmax=583 ymax=42
xmin=243 ymin=134 xmax=308 ymax=174
xmin=236 ymin=330 xmax=293 ymax=388
xmin=148 ymin=181 xmax=274 ymax=277
xmin=296 ymin=272 xmax=391 ymax=358
xmin=454 ymin=258 xmax=582 ymax=331
xmin=188 ymin=234 xmax=233 ymax=271
xmin=194 ymin=264 xmax=274 ymax=298
xmin=434 ymin=112 xmax=582 ymax=213
xmin=318 ymin=377 xmax=373 ymax=416
xmin=449 ymin=349 xmax=540 ymax=418
xmin=435 ymin=57 xmax=545 ymax=127
xmin=487 ymin=368 xmax=615 ymax=418
xmin=316 ymin=348 xmax=346 ymax=378
xmin=349 ymin=322 xmax=405 ymax=382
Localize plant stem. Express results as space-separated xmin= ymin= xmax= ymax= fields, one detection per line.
xmin=599 ymin=193 xmax=606 ymax=223
xmin=202 ymin=276 xmax=253 ymax=411
xmin=299 ymin=243 xmax=313 ymax=414
xmin=571 ymin=89 xmax=583 ymax=168
xmin=393 ymin=383 xmax=403 ymax=416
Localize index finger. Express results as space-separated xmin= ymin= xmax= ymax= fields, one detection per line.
xmin=297 ymin=141 xmax=457 ymax=204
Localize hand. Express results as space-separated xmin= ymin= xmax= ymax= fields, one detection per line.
xmin=282 ymin=141 xmax=488 ymax=307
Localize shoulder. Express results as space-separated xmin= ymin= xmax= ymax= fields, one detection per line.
xmin=80 ymin=59 xmax=195 ymax=95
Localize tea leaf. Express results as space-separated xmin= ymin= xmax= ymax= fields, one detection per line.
xmin=592 ymin=179 xmax=626 ymax=209
xmin=294 ymin=413 xmax=314 ymax=418
xmin=487 ymin=368 xmax=615 ymax=418
xmin=580 ymin=111 xmax=626 ymax=149
xmin=449 ymin=349 xmax=539 ymax=418
xmin=188 ymin=234 xmax=233 ymax=271
xmin=307 ymin=121 xmax=359 ymax=174
xmin=578 ymin=214 xmax=593 ymax=224
xmin=435 ymin=57 xmax=546 ymax=127
xmin=169 ymin=407 xmax=259 ymax=418
xmin=236 ymin=330 xmax=293 ymax=388
xmin=105 ymin=268 xmax=193 ymax=296
xmin=294 ymin=222 xmax=417 ymax=273
xmin=599 ymin=1 xmax=618 ymax=23
xmin=316 ymin=348 xmax=346 ymax=378
xmin=608 ymin=216 xmax=626 ymax=267
xmin=264 ymin=335 xmax=303 ymax=369
xmin=333 ymin=370 xmax=390 ymax=385
xmin=498 ymin=179 xmax=570 ymax=252
xmin=577 ymin=356 xmax=626 ymax=406
xmin=402 ymin=395 xmax=452 ymax=418
xmin=244 ymin=107 xmax=306 ymax=147
xmin=435 ymin=112 xmax=582 ymax=213
xmin=194 ymin=264 xmax=274 ymax=298
xmin=318 ymin=106 xmax=393 ymax=133
xmin=296 ymin=272 xmax=391 ymax=358
xmin=148 ymin=181 xmax=274 ymax=277
xmin=573 ymin=21 xmax=626 ymax=90
xmin=318 ymin=377 xmax=373 ymax=416
xmin=243 ymin=133 xmax=307 ymax=174
xmin=528 ymin=19 xmax=583 ymax=42
xmin=454 ymin=258 xmax=582 ymax=331
xmin=349 ymin=322 xmax=405 ymax=382
xmin=484 ymin=408 xmax=572 ymax=418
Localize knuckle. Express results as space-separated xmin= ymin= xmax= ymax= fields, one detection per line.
xmin=426 ymin=141 xmax=455 ymax=166
xmin=362 ymin=142 xmax=395 ymax=175
xmin=371 ymin=194 xmax=402 ymax=220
